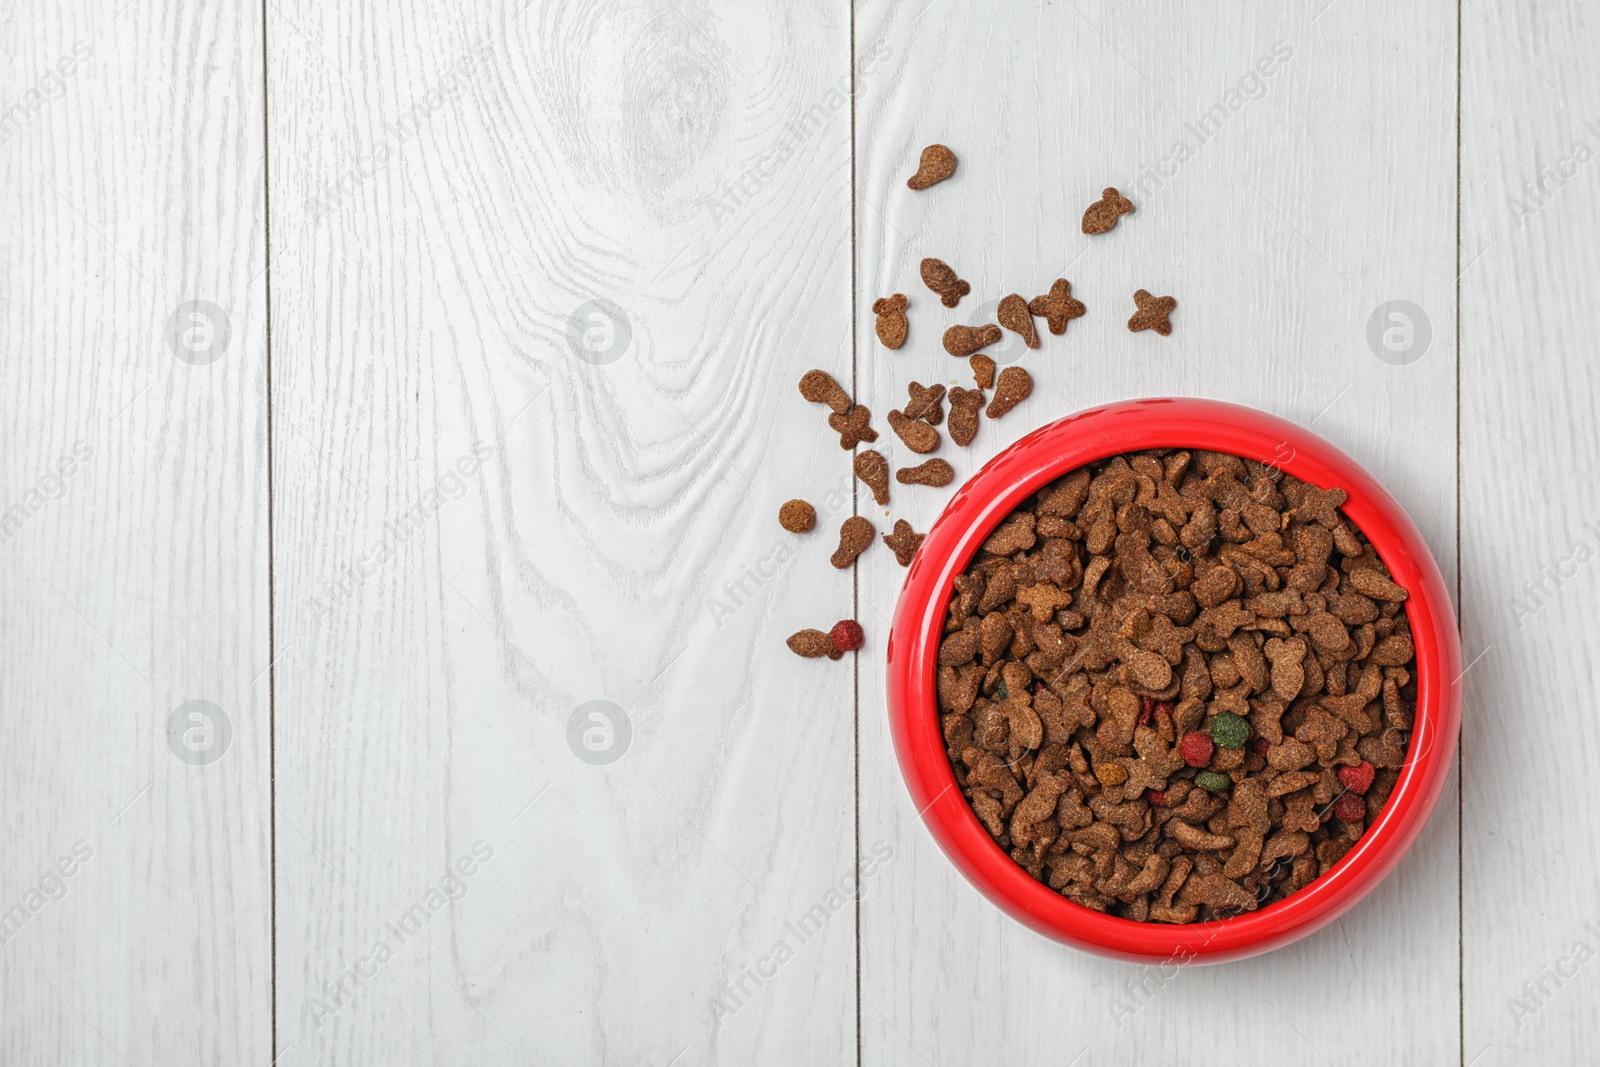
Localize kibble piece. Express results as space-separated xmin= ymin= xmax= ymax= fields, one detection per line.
xmin=970 ymin=355 xmax=995 ymax=390
xmin=1128 ymin=290 xmax=1177 ymax=335
xmin=896 ymin=458 xmax=954 ymax=487
xmin=828 ymin=405 xmax=878 ymax=449
xmin=788 ymin=629 xmax=841 ymax=660
xmin=997 ymin=294 xmax=1039 ymax=349
xmin=829 ymin=619 xmax=865 ymax=652
xmin=904 ymin=381 xmax=946 ymax=425
xmin=778 ymin=499 xmax=816 ymax=533
xmin=985 ymin=366 xmax=1032 ymax=419
xmin=831 ymin=516 xmax=875 ymax=568
xmin=887 ymin=410 xmax=940 ymax=454
xmin=943 ymin=323 xmax=1002 ymax=358
xmin=854 ymin=450 xmax=890 ymax=506
xmin=1082 ymin=187 xmax=1134 ymax=234
xmin=883 ymin=520 xmax=924 ymax=567
xmin=948 ymin=387 xmax=983 ymax=446
xmin=920 ymin=258 xmax=971 ymax=308
xmin=799 ymin=369 xmax=852 ymax=413
xmin=873 ymin=294 xmax=909 ymax=349
xmin=907 ymin=144 xmax=957 ymax=190
xmin=1029 ymin=279 xmax=1086 ymax=335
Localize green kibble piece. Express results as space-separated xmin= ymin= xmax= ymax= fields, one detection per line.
xmin=1209 ymin=712 xmax=1250 ymax=749
xmin=996 ymin=680 xmax=1009 ymax=700
xmin=1195 ymin=770 xmax=1232 ymax=793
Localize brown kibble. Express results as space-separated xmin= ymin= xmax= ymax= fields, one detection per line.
xmin=943 ymin=323 xmax=1002 ymax=357
xmin=948 ymin=387 xmax=983 ymax=446
xmin=887 ymin=409 xmax=941 ymax=454
xmin=828 ymin=405 xmax=878 ymax=449
xmin=985 ymin=366 xmax=1032 ymax=419
xmin=854 ymin=450 xmax=890 ymax=506
xmin=904 ymin=381 xmax=946 ymax=425
xmin=883 ymin=519 xmax=924 ymax=567
xmin=831 ymin=516 xmax=875 ymax=569
xmin=1082 ymin=187 xmax=1134 ymax=234
xmin=1094 ymin=762 xmax=1128 ymax=787
xmin=872 ymin=294 xmax=909 ymax=349
xmin=1348 ymin=566 xmax=1409 ymax=602
xmin=997 ymin=294 xmax=1039 ymax=349
xmin=897 ymin=458 xmax=954 ymax=487
xmin=970 ymin=355 xmax=996 ymax=389
xmin=1128 ymin=290 xmax=1176 ymax=335
xmin=907 ymin=144 xmax=957 ymax=190
xmin=799 ymin=369 xmax=852 ymax=413
xmin=778 ymin=499 xmax=816 ymax=533
xmin=1029 ymin=279 xmax=1086 ymax=335
xmin=787 ymin=629 xmax=841 ymax=660
xmin=921 ymin=257 xmax=971 ymax=308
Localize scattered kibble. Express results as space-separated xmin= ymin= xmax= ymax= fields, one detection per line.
xmin=997 ymin=293 xmax=1039 ymax=349
xmin=943 ymin=323 xmax=1002 ymax=358
xmin=906 ymin=144 xmax=957 ymax=190
xmin=1081 ymin=187 xmax=1133 ymax=234
xmin=787 ymin=629 xmax=841 ymax=660
xmin=903 ymin=381 xmax=946 ymax=425
xmin=887 ymin=409 xmax=941 ymax=454
xmin=830 ymin=516 xmax=876 ymax=568
xmin=920 ymin=257 xmax=971 ymax=308
xmin=896 ymin=458 xmax=954 ymax=487
xmin=854 ymin=450 xmax=890 ymax=506
xmin=1029 ymin=279 xmax=1086 ymax=335
xmin=873 ymin=294 xmax=909 ymax=349
xmin=778 ymin=499 xmax=815 ymax=533
xmin=883 ymin=519 xmax=924 ymax=567
xmin=1128 ymin=289 xmax=1177 ymax=335
xmin=969 ymin=355 xmax=995 ymax=390
xmin=828 ymin=405 xmax=878 ymax=449
xmin=799 ymin=369 xmax=852 ymax=413
xmin=829 ymin=619 xmax=865 ymax=652
xmin=985 ymin=366 xmax=1032 ymax=419
xmin=947 ymin=387 xmax=983 ymax=446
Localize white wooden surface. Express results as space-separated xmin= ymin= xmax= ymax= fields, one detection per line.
xmin=4 ymin=0 xmax=1598 ymax=1063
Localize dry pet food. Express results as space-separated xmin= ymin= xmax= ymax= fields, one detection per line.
xmin=948 ymin=387 xmax=984 ymax=446
xmin=831 ymin=516 xmax=876 ymax=568
xmin=855 ymin=450 xmax=891 ymax=506
xmin=907 ymin=144 xmax=957 ymax=190
xmin=1030 ymin=279 xmax=1086 ymax=335
xmin=970 ymin=355 xmax=996 ymax=390
xmin=888 ymin=409 xmax=941 ymax=454
xmin=985 ymin=366 xmax=1033 ymax=419
xmin=1082 ymin=187 xmax=1134 ymax=234
xmin=904 ymin=382 xmax=946 ymax=425
xmin=799 ymin=369 xmax=853 ymax=413
xmin=829 ymin=405 xmax=878 ymax=449
xmin=874 ymin=294 xmax=909 ymax=349
xmin=936 ymin=448 xmax=1415 ymax=923
xmin=1129 ymin=290 xmax=1177 ymax=336
xmin=898 ymin=458 xmax=955 ymax=487
xmin=944 ymin=323 xmax=1002 ymax=357
xmin=830 ymin=619 xmax=865 ymax=652
xmin=997 ymin=294 xmax=1040 ymax=349
xmin=787 ymin=629 xmax=841 ymax=660
xmin=779 ymin=499 xmax=816 ymax=533
xmin=884 ymin=520 xmax=925 ymax=567
xmin=921 ymin=258 xmax=972 ymax=308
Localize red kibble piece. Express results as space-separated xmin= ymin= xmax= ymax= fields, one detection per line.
xmin=1250 ymin=737 xmax=1271 ymax=755
xmin=1154 ymin=700 xmax=1173 ymax=720
xmin=829 ymin=620 xmax=865 ymax=652
xmin=1139 ymin=695 xmax=1154 ymax=726
xmin=1179 ymin=731 xmax=1215 ymax=768
xmin=1338 ymin=761 xmax=1376 ymax=795
xmin=1334 ymin=793 xmax=1366 ymax=824
xmin=1145 ymin=789 xmax=1166 ymax=808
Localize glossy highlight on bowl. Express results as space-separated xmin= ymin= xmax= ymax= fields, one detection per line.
xmin=885 ymin=398 xmax=1461 ymax=963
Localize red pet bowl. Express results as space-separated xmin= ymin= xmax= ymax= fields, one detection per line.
xmin=886 ymin=397 xmax=1461 ymax=963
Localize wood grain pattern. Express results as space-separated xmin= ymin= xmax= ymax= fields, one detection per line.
xmin=1461 ymin=3 xmax=1600 ymax=1062
xmin=266 ymin=1 xmax=856 ymax=1062
xmin=0 ymin=0 xmax=271 ymax=1063
xmin=854 ymin=0 xmax=1460 ymax=1063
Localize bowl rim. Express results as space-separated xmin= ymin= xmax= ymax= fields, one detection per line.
xmin=885 ymin=396 xmax=1462 ymax=964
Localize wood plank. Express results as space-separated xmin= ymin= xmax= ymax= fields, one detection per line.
xmin=1461 ymin=3 xmax=1600 ymax=1062
xmin=266 ymin=2 xmax=856 ymax=1062
xmin=855 ymin=0 xmax=1459 ymax=1062
xmin=0 ymin=0 xmax=271 ymax=1063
